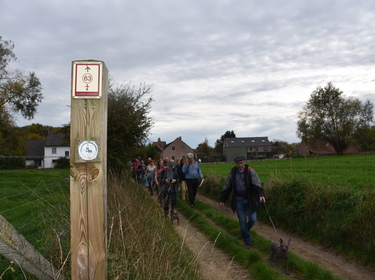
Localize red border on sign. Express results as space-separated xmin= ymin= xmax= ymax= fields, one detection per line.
xmin=74 ymin=63 xmax=101 ymax=97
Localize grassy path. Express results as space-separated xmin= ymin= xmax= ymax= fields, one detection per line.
xmin=176 ymin=193 xmax=375 ymax=280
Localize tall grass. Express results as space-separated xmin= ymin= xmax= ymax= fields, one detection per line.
xmin=105 ymin=171 xmax=202 ymax=279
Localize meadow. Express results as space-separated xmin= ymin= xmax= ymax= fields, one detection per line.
xmin=200 ymin=154 xmax=375 ymax=189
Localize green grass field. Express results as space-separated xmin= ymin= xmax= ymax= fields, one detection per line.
xmin=201 ymin=154 xmax=375 ymax=189
xmin=0 ymin=169 xmax=70 ymax=280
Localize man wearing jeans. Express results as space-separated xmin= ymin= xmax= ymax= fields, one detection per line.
xmin=182 ymin=152 xmax=204 ymax=208
xmin=219 ymin=155 xmax=266 ymax=249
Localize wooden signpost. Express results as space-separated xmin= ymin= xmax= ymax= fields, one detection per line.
xmin=70 ymin=60 xmax=108 ymax=279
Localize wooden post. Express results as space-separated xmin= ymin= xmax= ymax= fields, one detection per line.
xmin=0 ymin=215 xmax=64 ymax=280
xmin=70 ymin=60 xmax=108 ymax=279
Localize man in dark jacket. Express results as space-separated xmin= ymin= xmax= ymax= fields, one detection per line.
xmin=219 ymin=155 xmax=266 ymax=249
xmin=160 ymin=161 xmax=179 ymax=218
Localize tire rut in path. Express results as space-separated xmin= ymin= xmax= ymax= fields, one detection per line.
xmin=175 ymin=213 xmax=253 ymax=280
xmin=196 ymin=194 xmax=375 ymax=280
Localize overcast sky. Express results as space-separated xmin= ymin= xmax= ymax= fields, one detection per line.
xmin=1 ymin=0 xmax=374 ymax=148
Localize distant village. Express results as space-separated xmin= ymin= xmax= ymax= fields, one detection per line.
xmin=24 ymin=133 xmax=358 ymax=169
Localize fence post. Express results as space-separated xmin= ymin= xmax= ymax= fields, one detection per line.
xmin=70 ymin=60 xmax=108 ymax=279
xmin=0 ymin=215 xmax=64 ymax=280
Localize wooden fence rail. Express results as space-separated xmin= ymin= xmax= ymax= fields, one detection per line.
xmin=0 ymin=214 xmax=64 ymax=280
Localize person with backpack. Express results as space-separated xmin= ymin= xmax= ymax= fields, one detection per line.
xmin=182 ymin=153 xmax=204 ymax=208
xmin=219 ymin=155 xmax=266 ymax=249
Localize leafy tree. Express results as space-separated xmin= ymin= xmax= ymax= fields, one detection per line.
xmin=297 ymin=82 xmax=374 ymax=155
xmin=271 ymin=139 xmax=297 ymax=158
xmin=352 ymin=100 xmax=375 ymax=152
xmin=107 ymin=82 xmax=154 ymax=170
xmin=134 ymin=143 xmax=158 ymax=161
xmin=197 ymin=138 xmax=213 ymax=162
xmin=0 ymin=107 xmax=17 ymax=155
xmin=214 ymin=130 xmax=236 ymax=154
xmin=16 ymin=123 xmax=54 ymax=138
xmin=0 ymin=37 xmax=43 ymax=120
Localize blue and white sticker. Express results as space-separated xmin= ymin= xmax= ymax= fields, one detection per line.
xmin=78 ymin=141 xmax=99 ymax=161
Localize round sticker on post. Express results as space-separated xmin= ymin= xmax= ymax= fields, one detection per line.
xmin=78 ymin=141 xmax=99 ymax=161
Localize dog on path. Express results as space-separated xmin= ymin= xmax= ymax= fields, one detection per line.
xmin=171 ymin=209 xmax=179 ymax=225
xmin=270 ymin=238 xmax=291 ymax=275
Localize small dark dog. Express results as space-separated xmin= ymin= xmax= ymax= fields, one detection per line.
xmin=171 ymin=209 xmax=179 ymax=225
xmin=270 ymin=238 xmax=291 ymax=275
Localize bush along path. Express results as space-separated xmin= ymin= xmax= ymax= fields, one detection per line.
xmin=175 ymin=194 xmax=375 ymax=280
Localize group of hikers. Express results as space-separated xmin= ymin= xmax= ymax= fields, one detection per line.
xmin=131 ymin=153 xmax=266 ymax=249
xmin=131 ymin=153 xmax=204 ymax=219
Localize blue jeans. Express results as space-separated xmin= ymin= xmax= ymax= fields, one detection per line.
xmin=236 ymin=197 xmax=257 ymax=245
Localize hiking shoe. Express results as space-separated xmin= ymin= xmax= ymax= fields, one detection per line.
xmin=244 ymin=243 xmax=251 ymax=249
xmin=190 ymin=204 xmax=194 ymax=208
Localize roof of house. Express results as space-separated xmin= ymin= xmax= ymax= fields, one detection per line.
xmin=154 ymin=137 xmax=194 ymax=152
xmin=298 ymin=140 xmax=358 ymax=155
xmin=45 ymin=132 xmax=69 ymax=146
xmin=224 ymin=137 xmax=271 ymax=148
xmin=164 ymin=137 xmax=192 ymax=150
xmin=24 ymin=139 xmax=46 ymax=158
xmin=153 ymin=141 xmax=167 ymax=152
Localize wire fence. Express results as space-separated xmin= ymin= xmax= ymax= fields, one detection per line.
xmin=0 ymin=177 xmax=70 ymax=279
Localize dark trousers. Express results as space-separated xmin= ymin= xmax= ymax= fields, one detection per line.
xmin=163 ymin=184 xmax=177 ymax=215
xmin=186 ymin=178 xmax=199 ymax=206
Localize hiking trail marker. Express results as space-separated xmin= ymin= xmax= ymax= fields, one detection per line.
xmin=70 ymin=60 xmax=108 ymax=279
xmin=72 ymin=61 xmax=103 ymax=98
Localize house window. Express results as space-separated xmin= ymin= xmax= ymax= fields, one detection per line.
xmin=181 ymin=146 xmax=185 ymax=151
xmin=65 ymin=151 xmax=69 ymax=157
xmin=52 ymin=147 xmax=57 ymax=154
xmin=264 ymin=147 xmax=268 ymax=151
xmin=172 ymin=146 xmax=175 ymax=151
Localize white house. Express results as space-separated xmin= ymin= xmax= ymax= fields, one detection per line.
xmin=44 ymin=133 xmax=70 ymax=168
xmin=24 ymin=133 xmax=70 ymax=169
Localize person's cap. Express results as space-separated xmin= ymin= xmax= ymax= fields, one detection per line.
xmin=186 ymin=153 xmax=194 ymax=158
xmin=167 ymin=161 xmax=175 ymax=167
xmin=234 ymin=155 xmax=246 ymax=162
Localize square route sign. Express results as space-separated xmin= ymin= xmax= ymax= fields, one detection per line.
xmin=72 ymin=61 xmax=103 ymax=98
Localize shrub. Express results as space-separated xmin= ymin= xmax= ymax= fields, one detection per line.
xmin=54 ymin=157 xmax=70 ymax=169
xmin=0 ymin=157 xmax=25 ymax=170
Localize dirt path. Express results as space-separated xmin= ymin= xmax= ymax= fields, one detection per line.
xmin=186 ymin=194 xmax=375 ymax=280
xmin=175 ymin=213 xmax=253 ymax=280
